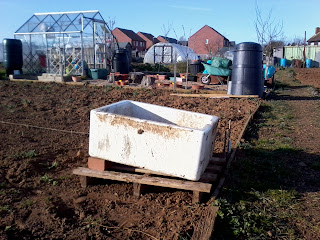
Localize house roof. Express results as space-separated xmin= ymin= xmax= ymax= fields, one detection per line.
xmin=189 ymin=25 xmax=229 ymax=41
xmin=115 ymin=28 xmax=145 ymax=42
xmin=307 ymin=32 xmax=320 ymax=42
xmin=158 ymin=35 xmax=177 ymax=43
xmin=137 ymin=32 xmax=154 ymax=41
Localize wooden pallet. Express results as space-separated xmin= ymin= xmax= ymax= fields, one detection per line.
xmin=73 ymin=157 xmax=226 ymax=203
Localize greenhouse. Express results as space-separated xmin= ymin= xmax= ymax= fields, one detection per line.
xmin=143 ymin=43 xmax=198 ymax=64
xmin=14 ymin=10 xmax=111 ymax=76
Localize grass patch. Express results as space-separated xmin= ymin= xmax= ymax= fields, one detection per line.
xmin=215 ymin=73 xmax=304 ymax=239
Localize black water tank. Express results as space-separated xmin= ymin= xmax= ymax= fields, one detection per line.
xmin=189 ymin=61 xmax=204 ymax=75
xmin=113 ymin=49 xmax=129 ymax=74
xmin=231 ymin=42 xmax=263 ymax=97
xmin=3 ymin=39 xmax=23 ymax=75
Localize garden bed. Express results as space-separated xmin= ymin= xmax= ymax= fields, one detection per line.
xmin=0 ymin=81 xmax=260 ymax=239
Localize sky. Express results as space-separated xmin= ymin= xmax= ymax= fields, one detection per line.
xmin=0 ymin=0 xmax=318 ymax=44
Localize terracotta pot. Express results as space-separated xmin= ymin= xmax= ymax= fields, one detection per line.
xmin=170 ymin=83 xmax=183 ymax=88
xmin=179 ymin=73 xmax=189 ymax=78
xmin=120 ymin=80 xmax=128 ymax=86
xmin=115 ymin=81 xmax=121 ymax=85
xmin=192 ymin=85 xmax=204 ymax=90
xmin=72 ymin=76 xmax=82 ymax=82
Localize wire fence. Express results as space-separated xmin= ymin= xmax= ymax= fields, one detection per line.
xmin=0 ymin=120 xmax=89 ymax=135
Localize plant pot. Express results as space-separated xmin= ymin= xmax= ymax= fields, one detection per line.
xmin=72 ymin=76 xmax=82 ymax=82
xmin=192 ymin=85 xmax=204 ymax=90
xmin=120 ymin=80 xmax=128 ymax=86
xmin=179 ymin=73 xmax=189 ymax=78
xmin=115 ymin=81 xmax=121 ymax=85
xmin=157 ymin=75 xmax=166 ymax=80
xmin=170 ymin=83 xmax=183 ymax=88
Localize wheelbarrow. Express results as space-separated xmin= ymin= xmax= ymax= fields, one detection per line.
xmin=200 ymin=60 xmax=232 ymax=85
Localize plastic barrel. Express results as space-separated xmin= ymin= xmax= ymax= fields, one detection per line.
xmin=189 ymin=61 xmax=204 ymax=75
xmin=231 ymin=42 xmax=264 ymax=97
xmin=113 ymin=49 xmax=129 ymax=74
xmin=280 ymin=58 xmax=286 ymax=67
xmin=3 ymin=39 xmax=23 ymax=75
xmin=306 ymin=59 xmax=312 ymax=68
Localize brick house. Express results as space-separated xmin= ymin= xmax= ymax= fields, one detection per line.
xmin=307 ymin=27 xmax=320 ymax=46
xmin=188 ymin=25 xmax=231 ymax=59
xmin=112 ymin=28 xmax=146 ymax=54
xmin=137 ymin=32 xmax=160 ymax=49
xmin=157 ymin=35 xmax=178 ymax=44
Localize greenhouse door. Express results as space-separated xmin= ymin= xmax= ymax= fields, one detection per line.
xmin=46 ymin=33 xmax=82 ymax=76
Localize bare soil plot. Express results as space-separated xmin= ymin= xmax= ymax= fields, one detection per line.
xmin=294 ymin=68 xmax=320 ymax=89
xmin=0 ymin=81 xmax=259 ymax=239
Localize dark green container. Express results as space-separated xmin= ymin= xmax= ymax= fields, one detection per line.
xmin=90 ymin=69 xmax=108 ymax=79
xmin=3 ymin=39 xmax=23 ymax=75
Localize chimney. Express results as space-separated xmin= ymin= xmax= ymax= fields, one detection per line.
xmin=316 ymin=27 xmax=320 ymax=34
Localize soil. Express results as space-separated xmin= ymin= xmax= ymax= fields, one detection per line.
xmin=0 ymin=81 xmax=258 ymax=239
xmin=294 ymin=68 xmax=320 ymax=89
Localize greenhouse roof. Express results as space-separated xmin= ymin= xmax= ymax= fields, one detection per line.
xmin=15 ymin=10 xmax=106 ymax=35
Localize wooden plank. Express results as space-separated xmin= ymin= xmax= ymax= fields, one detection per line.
xmin=73 ymin=167 xmax=212 ymax=193
xmin=170 ymin=93 xmax=259 ymax=98
xmin=192 ymin=206 xmax=219 ymax=240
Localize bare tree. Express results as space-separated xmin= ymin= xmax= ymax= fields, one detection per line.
xmin=161 ymin=22 xmax=173 ymax=42
xmin=204 ymin=38 xmax=223 ymax=58
xmin=289 ymin=36 xmax=305 ymax=46
xmin=255 ymin=2 xmax=283 ymax=58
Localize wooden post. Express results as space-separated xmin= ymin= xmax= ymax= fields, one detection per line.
xmin=80 ymin=176 xmax=91 ymax=188
xmin=133 ymin=183 xmax=147 ymax=197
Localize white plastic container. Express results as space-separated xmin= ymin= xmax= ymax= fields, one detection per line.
xmin=89 ymin=100 xmax=219 ymax=181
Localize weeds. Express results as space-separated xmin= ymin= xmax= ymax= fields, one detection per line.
xmin=104 ymin=85 xmax=113 ymax=93
xmin=21 ymin=99 xmax=31 ymax=107
xmin=40 ymin=161 xmax=58 ymax=170
xmin=0 ymin=205 xmax=11 ymax=213
xmin=148 ymin=90 xmax=154 ymax=97
xmin=10 ymin=150 xmax=37 ymax=159
xmin=41 ymin=174 xmax=58 ymax=186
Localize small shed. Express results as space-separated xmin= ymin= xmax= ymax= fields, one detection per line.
xmin=143 ymin=43 xmax=198 ymax=64
xmin=14 ymin=10 xmax=110 ymax=76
